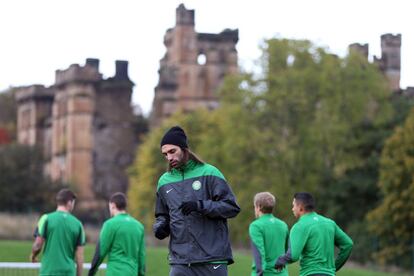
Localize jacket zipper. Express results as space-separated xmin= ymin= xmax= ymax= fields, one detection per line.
xmin=181 ymin=169 xmax=191 ymax=267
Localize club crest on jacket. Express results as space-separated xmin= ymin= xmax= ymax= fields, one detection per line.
xmin=192 ymin=180 xmax=202 ymax=191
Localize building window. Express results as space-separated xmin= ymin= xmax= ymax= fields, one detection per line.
xmin=197 ymin=53 xmax=207 ymax=65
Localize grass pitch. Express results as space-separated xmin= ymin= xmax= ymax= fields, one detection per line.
xmin=0 ymin=240 xmax=403 ymax=275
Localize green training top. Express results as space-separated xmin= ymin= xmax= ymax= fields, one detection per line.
xmin=287 ymin=212 xmax=353 ymax=276
xmin=37 ymin=211 xmax=86 ymax=276
xmin=249 ymin=214 xmax=289 ymax=276
xmin=89 ymin=213 xmax=145 ymax=276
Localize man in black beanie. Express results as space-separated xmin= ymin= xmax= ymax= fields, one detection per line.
xmin=160 ymin=126 xmax=188 ymax=150
xmin=154 ymin=126 xmax=240 ymax=276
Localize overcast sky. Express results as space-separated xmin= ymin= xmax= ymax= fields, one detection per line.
xmin=1 ymin=0 xmax=412 ymax=115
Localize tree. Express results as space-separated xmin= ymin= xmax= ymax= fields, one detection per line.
xmin=367 ymin=107 xmax=414 ymax=266
xmin=317 ymin=94 xmax=414 ymax=263
xmin=0 ymin=144 xmax=65 ymax=212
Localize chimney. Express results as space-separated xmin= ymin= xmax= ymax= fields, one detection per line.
xmin=86 ymin=58 xmax=100 ymax=71
xmin=114 ymin=60 xmax=130 ymax=81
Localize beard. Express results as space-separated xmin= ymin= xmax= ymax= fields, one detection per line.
xmin=169 ymin=150 xmax=187 ymax=169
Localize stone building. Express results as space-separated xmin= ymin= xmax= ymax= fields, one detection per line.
xmin=150 ymin=5 xmax=412 ymax=127
xmin=15 ymin=59 xmax=137 ymax=213
xmin=150 ymin=4 xmax=239 ymax=127
xmin=349 ymin=33 xmax=413 ymax=93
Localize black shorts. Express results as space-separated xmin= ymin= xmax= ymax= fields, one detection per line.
xmin=170 ymin=263 xmax=228 ymax=276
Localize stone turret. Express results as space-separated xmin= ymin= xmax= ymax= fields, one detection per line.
xmin=51 ymin=60 xmax=102 ymax=208
xmin=176 ymin=3 xmax=194 ymax=26
xmin=93 ymin=60 xmax=135 ymax=200
xmin=150 ymin=4 xmax=239 ymax=127
xmin=348 ymin=43 xmax=369 ymax=59
xmin=374 ymin=33 xmax=401 ymax=91
xmin=15 ymin=85 xmax=54 ymax=156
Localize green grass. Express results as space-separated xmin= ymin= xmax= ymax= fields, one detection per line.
xmin=0 ymin=240 xmax=404 ymax=275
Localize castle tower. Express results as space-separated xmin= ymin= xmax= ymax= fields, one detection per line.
xmin=150 ymin=4 xmax=239 ymax=127
xmin=374 ymin=33 xmax=401 ymax=91
xmin=15 ymin=85 xmax=54 ymax=159
xmin=93 ymin=60 xmax=136 ymax=199
xmin=348 ymin=43 xmax=369 ymax=59
xmin=51 ymin=61 xmax=101 ymax=208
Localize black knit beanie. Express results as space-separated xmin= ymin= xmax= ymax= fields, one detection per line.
xmin=160 ymin=126 xmax=188 ymax=149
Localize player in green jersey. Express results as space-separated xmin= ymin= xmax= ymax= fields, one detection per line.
xmin=275 ymin=192 xmax=353 ymax=276
xmin=89 ymin=192 xmax=145 ymax=276
xmin=249 ymin=192 xmax=289 ymax=276
xmin=31 ymin=189 xmax=86 ymax=276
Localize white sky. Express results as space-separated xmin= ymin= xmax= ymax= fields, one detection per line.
xmin=0 ymin=0 xmax=412 ymax=116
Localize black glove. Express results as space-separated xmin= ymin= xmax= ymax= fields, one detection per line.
xmin=154 ymin=225 xmax=170 ymax=240
xmin=274 ymin=258 xmax=285 ymax=271
xmin=179 ymin=201 xmax=199 ymax=215
xmin=153 ymin=220 xmax=170 ymax=240
xmin=275 ymin=264 xmax=285 ymax=271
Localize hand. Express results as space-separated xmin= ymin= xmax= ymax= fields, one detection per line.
xmin=275 ymin=264 xmax=285 ymax=271
xmin=274 ymin=258 xmax=285 ymax=271
xmin=154 ymin=224 xmax=170 ymax=240
xmin=30 ymin=253 xmax=38 ymax=263
xmin=153 ymin=218 xmax=170 ymax=240
xmin=179 ymin=201 xmax=198 ymax=215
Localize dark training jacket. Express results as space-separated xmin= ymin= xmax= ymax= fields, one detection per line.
xmin=153 ymin=160 xmax=240 ymax=265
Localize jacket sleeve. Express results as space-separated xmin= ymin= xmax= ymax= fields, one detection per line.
xmin=249 ymin=223 xmax=266 ymax=276
xmin=334 ymin=223 xmax=353 ymax=271
xmin=289 ymin=223 xmax=307 ymax=262
xmin=153 ymin=191 xmax=170 ymax=240
xmin=198 ymin=173 xmax=240 ymax=219
xmin=89 ymin=223 xmax=112 ymax=276
xmin=36 ymin=214 xmax=48 ymax=238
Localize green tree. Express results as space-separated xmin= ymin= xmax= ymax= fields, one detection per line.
xmin=318 ymin=94 xmax=414 ymax=263
xmin=367 ymin=107 xmax=414 ymax=266
xmin=0 ymin=144 xmax=66 ymax=212
xmin=236 ymin=39 xmax=393 ymax=243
